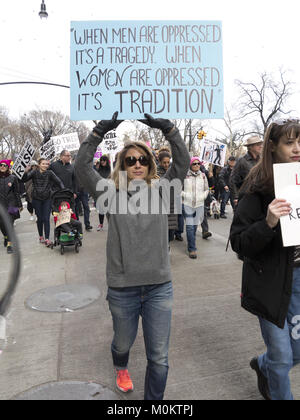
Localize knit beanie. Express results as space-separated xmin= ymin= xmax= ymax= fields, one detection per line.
xmin=0 ymin=160 xmax=12 ymax=167
xmin=190 ymin=156 xmax=201 ymax=166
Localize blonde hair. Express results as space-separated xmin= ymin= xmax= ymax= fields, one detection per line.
xmin=111 ymin=141 xmax=158 ymax=189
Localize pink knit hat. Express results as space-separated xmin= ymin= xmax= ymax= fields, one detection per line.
xmin=190 ymin=156 xmax=201 ymax=166
xmin=0 ymin=160 xmax=11 ymax=167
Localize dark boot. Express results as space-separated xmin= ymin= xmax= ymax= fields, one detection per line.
xmin=250 ymin=357 xmax=271 ymax=400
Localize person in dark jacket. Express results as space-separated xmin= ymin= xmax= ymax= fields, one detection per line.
xmin=230 ymin=135 xmax=263 ymax=205
xmin=25 ymin=160 xmax=38 ymax=221
xmin=218 ymin=156 xmax=236 ymax=218
xmin=23 ymin=158 xmax=64 ymax=246
xmin=96 ymin=155 xmax=111 ymax=231
xmin=157 ymin=151 xmax=178 ymax=247
xmin=230 ymin=119 xmax=300 ymax=400
xmin=49 ymin=150 xmax=77 ymax=194
xmin=0 ymin=159 xmax=22 ymax=253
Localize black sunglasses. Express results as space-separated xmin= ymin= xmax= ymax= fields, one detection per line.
xmin=191 ymin=162 xmax=200 ymax=166
xmin=0 ymin=164 xmax=8 ymax=167
xmin=125 ymin=156 xmax=149 ymax=167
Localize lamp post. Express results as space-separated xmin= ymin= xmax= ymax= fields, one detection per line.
xmin=39 ymin=0 xmax=48 ymax=19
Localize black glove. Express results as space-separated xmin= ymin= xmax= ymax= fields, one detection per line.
xmin=93 ymin=112 xmax=123 ymax=138
xmin=139 ymin=113 xmax=174 ymax=136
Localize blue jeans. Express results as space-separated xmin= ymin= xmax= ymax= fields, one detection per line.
xmin=220 ymin=189 xmax=234 ymax=215
xmin=258 ymin=267 xmax=300 ymax=400
xmin=32 ymin=198 xmax=52 ymax=239
xmin=75 ymin=192 xmax=91 ymax=228
xmin=107 ymin=281 xmax=173 ymax=400
xmin=183 ymin=205 xmax=204 ymax=252
xmin=175 ymin=207 xmax=184 ymax=237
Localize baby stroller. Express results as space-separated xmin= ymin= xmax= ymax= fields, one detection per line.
xmin=51 ymin=189 xmax=82 ymax=255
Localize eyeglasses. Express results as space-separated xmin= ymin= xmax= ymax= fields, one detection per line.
xmin=0 ymin=164 xmax=8 ymax=168
xmin=191 ymin=162 xmax=200 ymax=166
xmin=125 ymin=156 xmax=149 ymax=167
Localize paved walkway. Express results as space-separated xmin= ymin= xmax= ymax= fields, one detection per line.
xmin=0 ymin=206 xmax=300 ymax=400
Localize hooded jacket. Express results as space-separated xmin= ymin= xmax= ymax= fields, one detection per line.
xmin=54 ymin=201 xmax=77 ymax=227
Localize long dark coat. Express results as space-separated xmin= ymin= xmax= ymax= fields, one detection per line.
xmin=230 ymin=191 xmax=294 ymax=329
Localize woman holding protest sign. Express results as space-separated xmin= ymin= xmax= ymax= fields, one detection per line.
xmin=230 ymin=119 xmax=300 ymax=400
xmin=22 ymin=158 xmax=64 ymax=247
xmin=75 ymin=112 xmax=189 ymax=400
xmin=0 ymin=160 xmax=22 ymax=254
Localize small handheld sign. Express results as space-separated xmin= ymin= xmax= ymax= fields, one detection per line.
xmin=274 ymin=162 xmax=300 ymax=247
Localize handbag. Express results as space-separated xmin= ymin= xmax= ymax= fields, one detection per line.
xmin=7 ymin=206 xmax=19 ymax=216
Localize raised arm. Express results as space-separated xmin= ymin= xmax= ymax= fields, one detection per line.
xmin=139 ymin=114 xmax=190 ymax=184
xmin=75 ymin=112 xmax=123 ymax=201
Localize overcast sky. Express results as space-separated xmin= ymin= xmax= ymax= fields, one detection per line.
xmin=1 ymin=0 xmax=299 ymax=130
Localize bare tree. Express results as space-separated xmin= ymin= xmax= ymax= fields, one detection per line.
xmin=0 ymin=107 xmax=19 ymax=158
xmin=235 ymin=69 xmax=294 ymax=135
xmin=212 ymin=106 xmax=252 ymax=156
xmin=1 ymin=108 xmax=90 ymax=159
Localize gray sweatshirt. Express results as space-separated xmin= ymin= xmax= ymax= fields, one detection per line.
xmin=75 ymin=127 xmax=190 ymax=288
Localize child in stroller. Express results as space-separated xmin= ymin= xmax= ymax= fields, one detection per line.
xmin=52 ymin=189 xmax=83 ymax=254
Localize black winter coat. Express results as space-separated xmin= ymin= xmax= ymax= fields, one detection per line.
xmin=49 ymin=160 xmax=76 ymax=193
xmin=230 ymin=191 xmax=294 ymax=329
xmin=22 ymin=169 xmax=64 ymax=201
xmin=0 ymin=173 xmax=22 ymax=218
xmin=219 ymin=165 xmax=233 ymax=190
xmin=230 ymin=153 xmax=259 ymax=200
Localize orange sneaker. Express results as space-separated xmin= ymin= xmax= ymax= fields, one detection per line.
xmin=116 ymin=369 xmax=134 ymax=393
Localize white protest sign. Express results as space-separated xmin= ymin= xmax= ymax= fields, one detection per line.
xmin=51 ymin=132 xmax=80 ymax=155
xmin=70 ymin=20 xmax=224 ymax=120
xmin=100 ymin=130 xmax=123 ymax=155
xmin=12 ymin=140 xmax=36 ymax=179
xmin=199 ymin=138 xmax=227 ymax=167
xmin=40 ymin=140 xmax=56 ymax=161
xmin=274 ymin=162 xmax=300 ymax=247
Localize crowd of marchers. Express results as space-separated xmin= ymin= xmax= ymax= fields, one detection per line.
xmin=1 ymin=114 xmax=300 ymax=401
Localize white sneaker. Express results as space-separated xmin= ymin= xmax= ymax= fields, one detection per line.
xmin=97 ymin=224 xmax=103 ymax=231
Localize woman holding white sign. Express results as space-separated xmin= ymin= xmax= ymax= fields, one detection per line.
xmin=75 ymin=112 xmax=190 ymax=400
xmin=230 ymin=119 xmax=300 ymax=400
